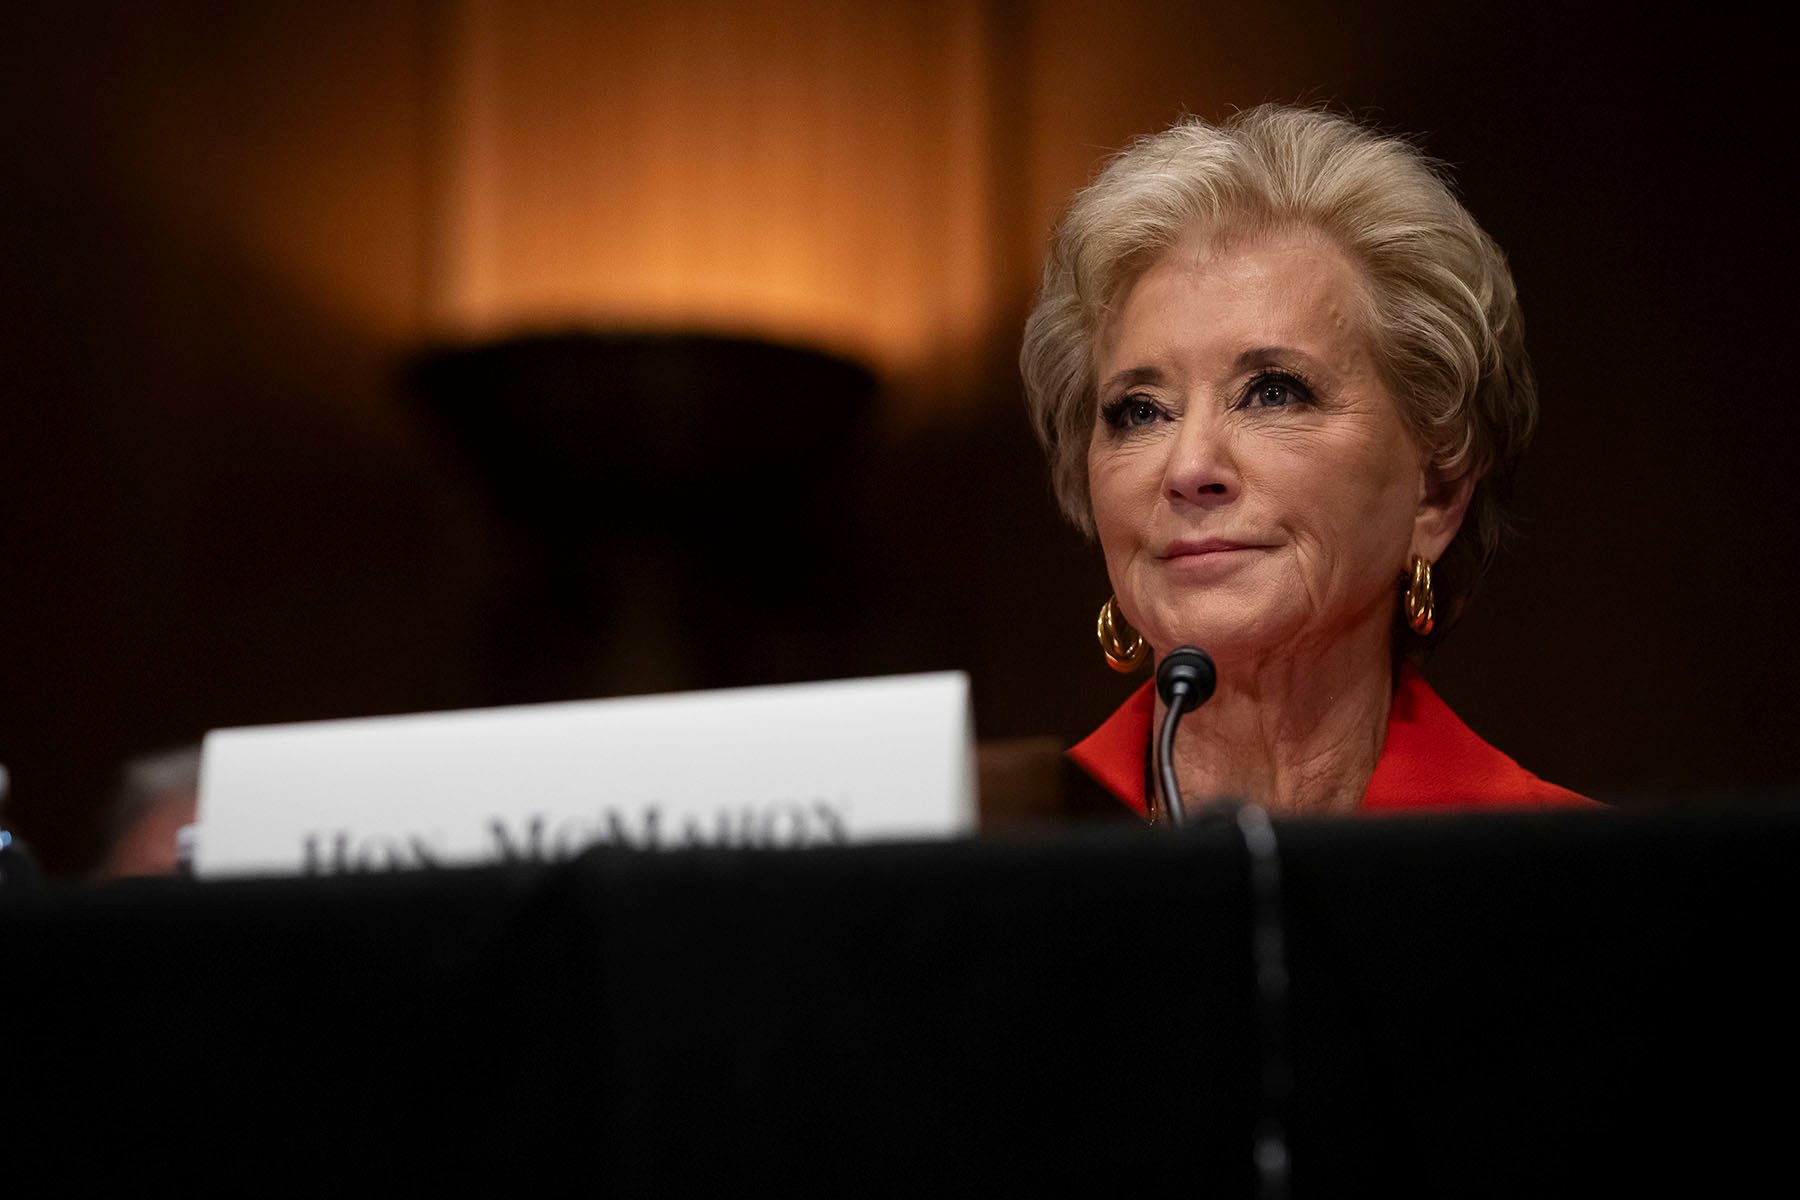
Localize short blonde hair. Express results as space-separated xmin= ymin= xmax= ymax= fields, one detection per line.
xmin=1020 ymin=104 xmax=1536 ymax=633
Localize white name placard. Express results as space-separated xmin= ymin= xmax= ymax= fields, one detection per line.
xmin=194 ymin=672 xmax=975 ymax=878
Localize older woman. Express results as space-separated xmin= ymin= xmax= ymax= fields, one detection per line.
xmin=1022 ymin=105 xmax=1592 ymax=820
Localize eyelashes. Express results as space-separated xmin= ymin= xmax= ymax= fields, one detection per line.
xmin=1098 ymin=394 xmax=1165 ymax=430
xmin=1240 ymin=369 xmax=1317 ymax=410
xmin=1097 ymin=369 xmax=1320 ymax=432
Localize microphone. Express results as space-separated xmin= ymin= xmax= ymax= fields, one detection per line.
xmin=1152 ymin=648 xmax=1290 ymax=1197
xmin=1153 ymin=646 xmax=1216 ymax=827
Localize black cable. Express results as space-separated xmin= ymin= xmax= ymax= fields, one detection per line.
xmin=1157 ymin=693 xmax=1189 ymax=827
xmin=1236 ymin=801 xmax=1291 ymax=1200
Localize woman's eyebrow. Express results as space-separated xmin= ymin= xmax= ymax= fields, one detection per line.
xmin=1234 ymin=345 xmax=1326 ymax=373
xmin=1098 ymin=365 xmax=1164 ymax=395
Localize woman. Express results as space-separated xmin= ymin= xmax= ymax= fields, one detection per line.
xmin=1021 ymin=105 xmax=1592 ymax=819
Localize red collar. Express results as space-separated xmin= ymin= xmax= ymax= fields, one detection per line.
xmin=1067 ymin=666 xmax=1593 ymax=815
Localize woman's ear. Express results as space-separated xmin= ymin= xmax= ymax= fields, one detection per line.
xmin=1412 ymin=461 xmax=1478 ymax=562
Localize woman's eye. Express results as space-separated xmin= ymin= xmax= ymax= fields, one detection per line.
xmin=1103 ymin=395 xmax=1162 ymax=428
xmin=1242 ymin=373 xmax=1313 ymax=409
xmin=1123 ymin=398 xmax=1159 ymax=425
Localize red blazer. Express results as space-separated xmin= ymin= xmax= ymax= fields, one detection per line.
xmin=1068 ymin=666 xmax=1595 ymax=816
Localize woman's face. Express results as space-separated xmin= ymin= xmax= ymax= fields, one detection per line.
xmin=1087 ymin=226 xmax=1466 ymax=670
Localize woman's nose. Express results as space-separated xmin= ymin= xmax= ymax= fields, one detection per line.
xmin=1162 ymin=413 xmax=1238 ymax=505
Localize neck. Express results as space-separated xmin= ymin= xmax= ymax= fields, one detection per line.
xmin=1151 ymin=622 xmax=1397 ymax=818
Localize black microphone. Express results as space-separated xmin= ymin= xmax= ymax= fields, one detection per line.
xmin=1154 ymin=646 xmax=1216 ymax=827
xmin=1153 ymin=649 xmax=1290 ymax=1197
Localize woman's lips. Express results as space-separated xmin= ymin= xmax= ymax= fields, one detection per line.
xmin=1161 ymin=538 xmax=1264 ymax=558
xmin=1159 ymin=539 xmax=1270 ymax=573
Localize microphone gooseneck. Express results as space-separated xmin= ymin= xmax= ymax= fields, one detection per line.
xmin=1148 ymin=645 xmax=1290 ymax=1198
xmin=1153 ymin=646 xmax=1216 ymax=827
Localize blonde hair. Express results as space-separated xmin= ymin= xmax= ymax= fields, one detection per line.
xmin=1020 ymin=104 xmax=1536 ymax=632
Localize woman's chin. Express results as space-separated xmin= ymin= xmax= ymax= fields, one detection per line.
xmin=1145 ymin=628 xmax=1270 ymax=673
xmin=1145 ymin=615 xmax=1339 ymax=676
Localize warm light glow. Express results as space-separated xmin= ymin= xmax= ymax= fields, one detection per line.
xmin=422 ymin=0 xmax=1001 ymax=391
xmin=108 ymin=0 xmax=1267 ymax=419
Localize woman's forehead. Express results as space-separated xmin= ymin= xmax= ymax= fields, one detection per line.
xmin=1096 ymin=227 xmax=1378 ymax=373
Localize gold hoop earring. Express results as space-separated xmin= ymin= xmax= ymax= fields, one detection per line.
xmin=1404 ymin=555 xmax=1435 ymax=637
xmin=1097 ymin=596 xmax=1148 ymax=672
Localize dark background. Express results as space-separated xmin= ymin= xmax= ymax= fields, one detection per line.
xmin=3 ymin=2 xmax=1794 ymax=874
